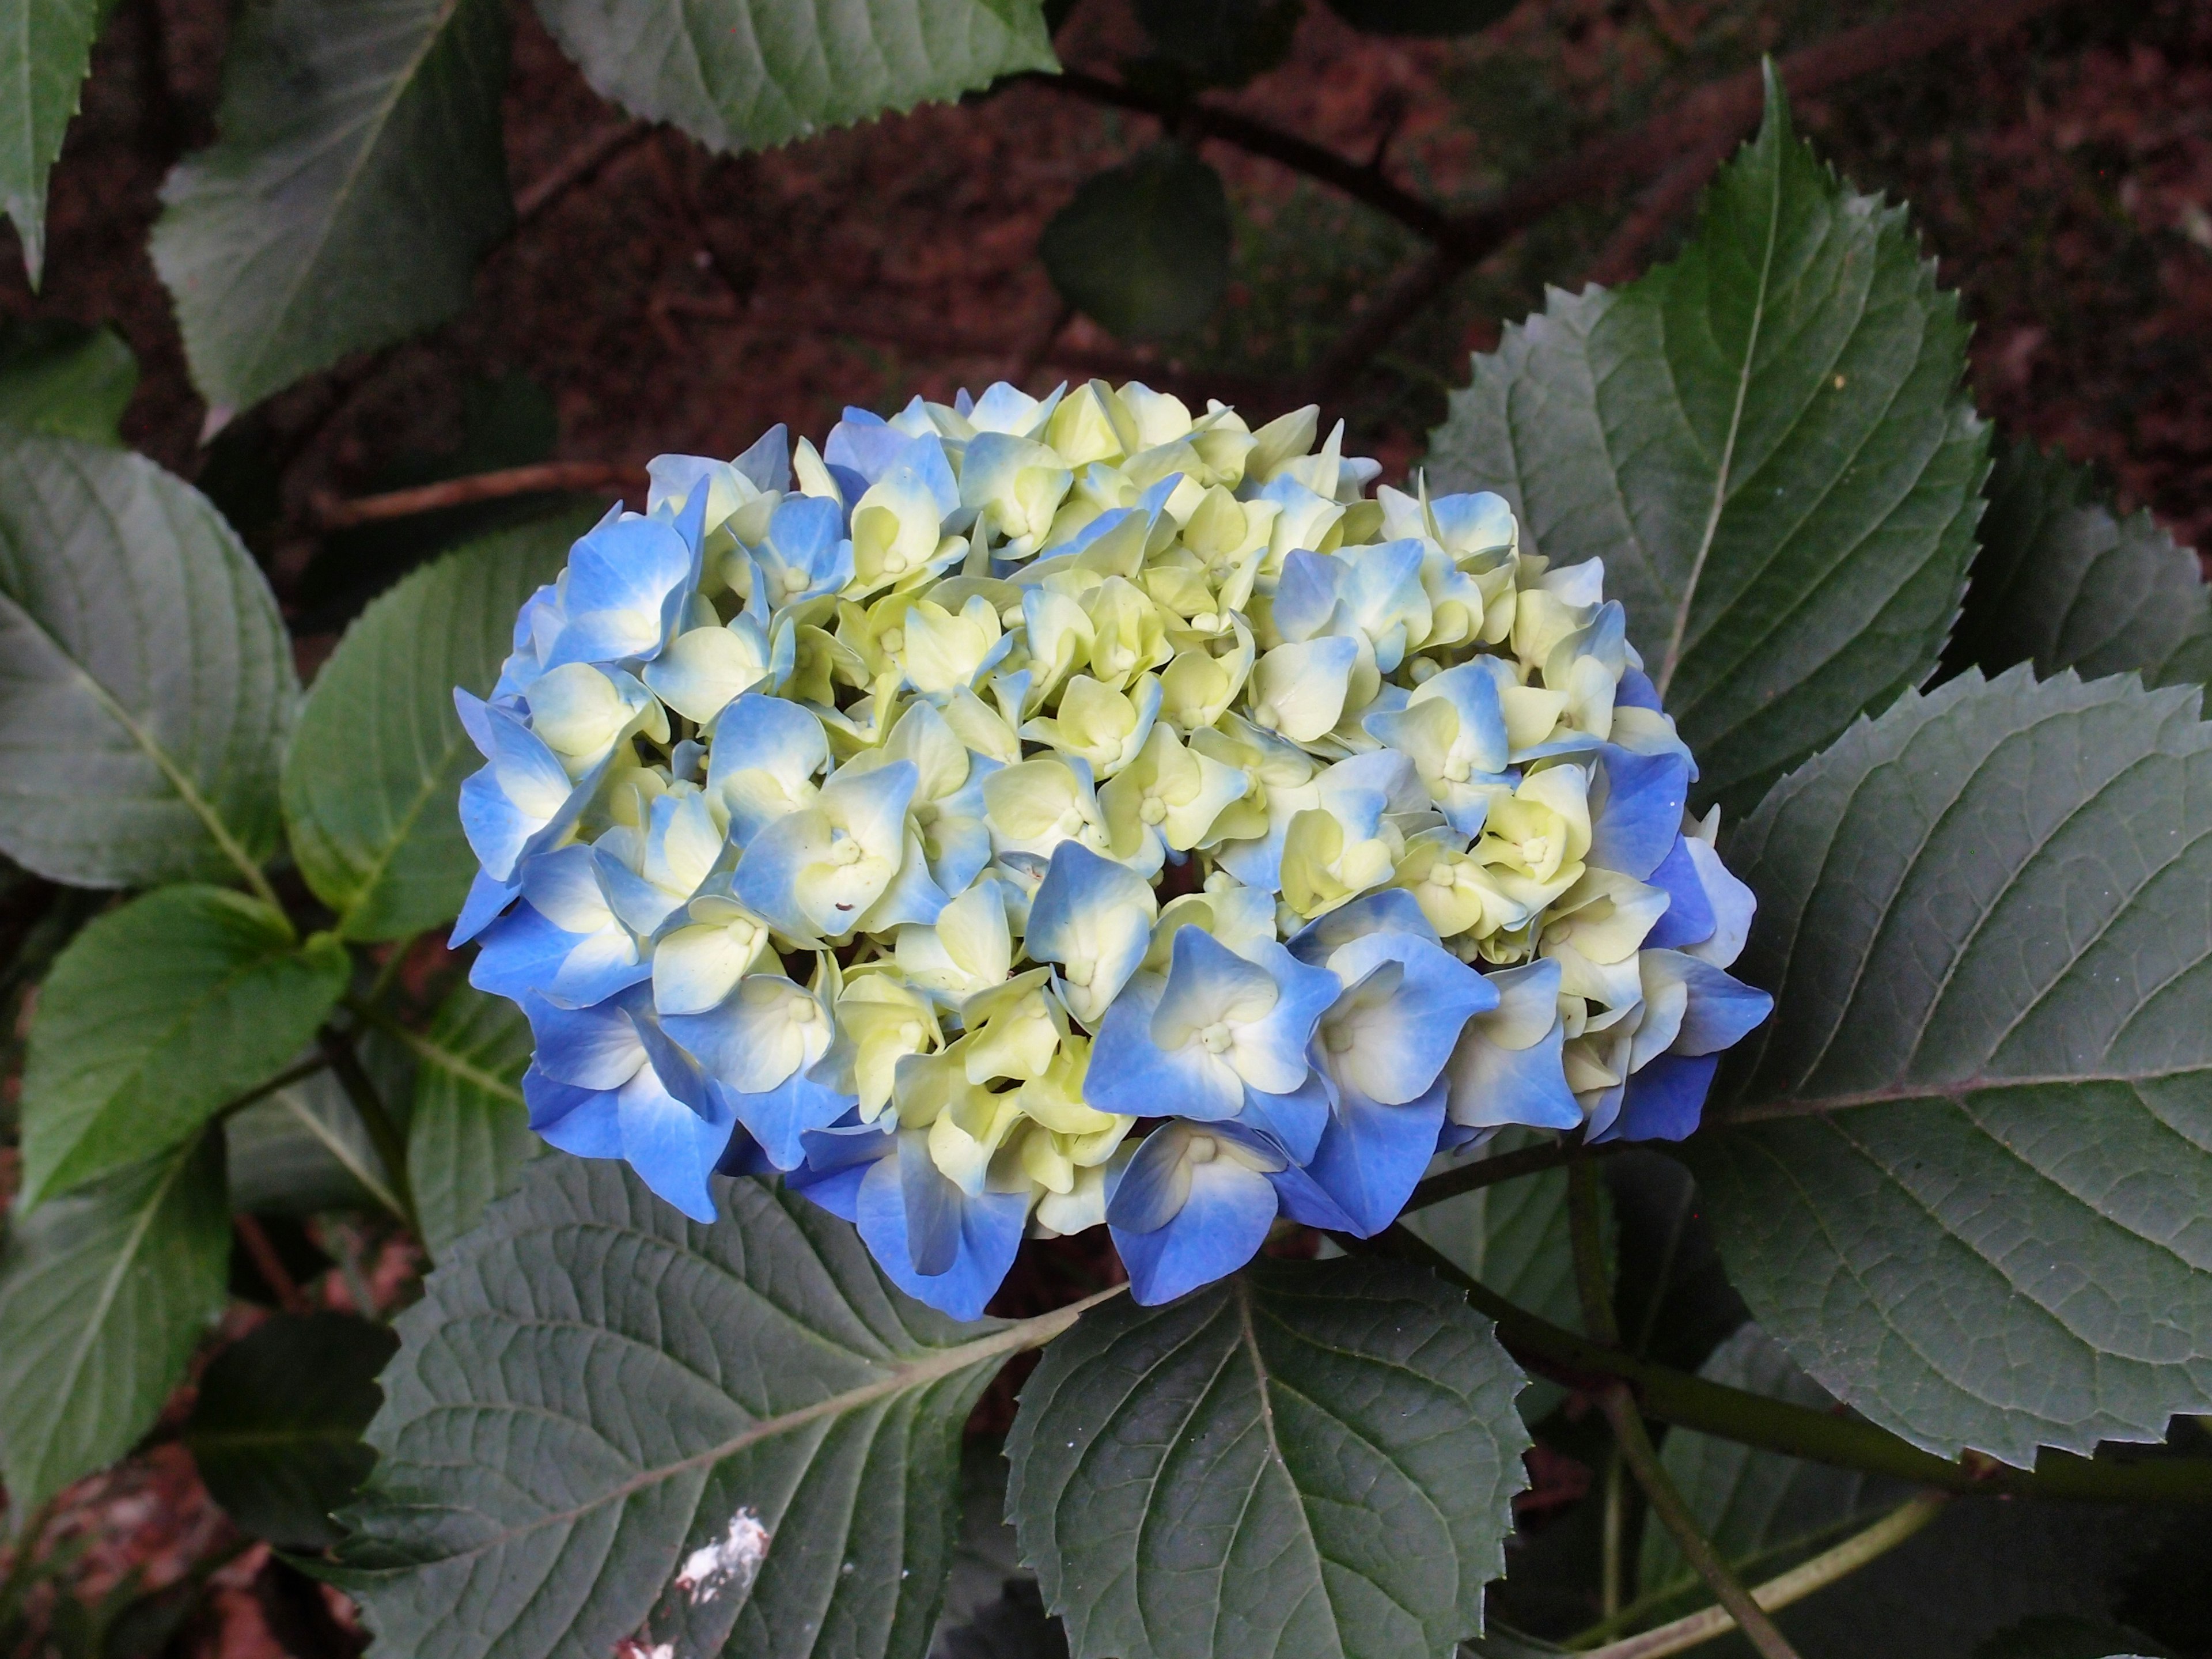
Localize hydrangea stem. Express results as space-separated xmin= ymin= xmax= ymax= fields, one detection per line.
xmin=1360 ymin=1225 xmax=2212 ymax=1505
xmin=1595 ymin=1381 xmax=1803 ymax=1659
xmin=1575 ymin=1494 xmax=1948 ymax=1658
xmin=1564 ymin=1161 xmax=1801 ymax=1659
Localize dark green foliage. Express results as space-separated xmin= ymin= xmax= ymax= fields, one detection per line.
xmin=336 ymin=1159 xmax=1029 ymax=1659
xmin=0 ymin=434 xmax=296 ymax=887
xmin=0 ymin=1135 xmax=232 ymax=1518
xmin=17 ymin=887 xmax=348 ymax=1206
xmin=532 ymin=0 xmax=1057 ymax=156
xmin=0 ymin=321 xmax=137 ymax=443
xmin=185 ymin=1312 xmax=399 ymax=1548
xmin=1946 ymin=438 xmax=2212 ymax=690
xmin=1428 ymin=75 xmax=1987 ymax=812
xmin=282 ymin=516 xmax=584 ymax=941
xmin=1006 ymin=1257 xmax=1530 ymax=1659
xmin=1041 ymin=146 xmax=1233 ymax=342
xmin=406 ymin=981 xmax=538 ymax=1255
xmin=151 ymin=0 xmax=516 ymax=412
xmin=1687 ymin=668 xmax=2212 ymax=1464
xmin=0 ymin=0 xmax=104 ymax=283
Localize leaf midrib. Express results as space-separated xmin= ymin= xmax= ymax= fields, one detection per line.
xmin=374 ymin=1283 xmax=1116 ymax=1573
xmin=35 ymin=911 xmax=295 ymax=1201
xmin=46 ymin=1145 xmax=198 ymax=1475
xmin=1653 ymin=130 xmax=1782 ymax=699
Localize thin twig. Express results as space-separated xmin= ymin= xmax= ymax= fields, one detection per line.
xmin=1036 ymin=69 xmax=1451 ymax=242
xmin=1580 ymin=1494 xmax=1948 ymax=1659
xmin=516 ymin=121 xmax=656 ymax=225
xmin=1597 ymin=1383 xmax=1804 ymax=1659
xmin=1402 ymin=1135 xmax=1619 ymax=1213
xmin=1569 ymin=1161 xmax=1620 ymax=1344
xmin=233 ymin=1214 xmax=310 ymax=1313
xmin=1566 ymin=1155 xmax=1798 ymax=1657
xmin=309 ymin=460 xmax=644 ymax=529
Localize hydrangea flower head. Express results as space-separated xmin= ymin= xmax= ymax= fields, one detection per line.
xmin=455 ymin=383 xmax=1770 ymax=1313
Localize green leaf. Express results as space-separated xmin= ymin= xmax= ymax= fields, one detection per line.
xmin=1637 ymin=1322 xmax=1903 ymax=1607
xmin=1040 ymin=145 xmax=1231 ymax=343
xmin=1319 ymin=0 xmax=1514 ymax=35
xmin=1681 ymin=666 xmax=2212 ymax=1465
xmin=185 ymin=1312 xmax=399 ymax=1548
xmin=1128 ymin=0 xmax=1299 ymax=93
xmin=1402 ymin=1146 xmax=1582 ymax=1424
xmin=1425 ymin=73 xmax=1987 ymax=812
xmin=18 ymin=885 xmax=349 ymax=1207
xmin=0 ymin=1133 xmax=231 ymax=1519
xmin=149 ymin=0 xmax=514 ymax=414
xmin=532 ymin=0 xmax=1056 ymax=157
xmin=1005 ymin=1256 xmax=1530 ymax=1659
xmin=1945 ymin=438 xmax=2212 ymax=690
xmin=405 ymin=981 xmax=537 ymax=1255
xmin=0 ymin=433 xmax=296 ymax=887
xmin=0 ymin=320 xmax=137 ymax=442
xmin=0 ymin=0 xmax=103 ymax=285
xmin=228 ymin=1037 xmax=412 ymax=1219
xmin=335 ymin=1157 xmax=1072 ymax=1659
xmin=282 ymin=516 xmax=582 ymax=940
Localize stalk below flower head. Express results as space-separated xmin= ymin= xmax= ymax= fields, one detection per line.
xmin=453 ymin=381 xmax=1771 ymax=1317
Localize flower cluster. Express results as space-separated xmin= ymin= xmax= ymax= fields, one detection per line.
xmin=454 ymin=382 xmax=1771 ymax=1316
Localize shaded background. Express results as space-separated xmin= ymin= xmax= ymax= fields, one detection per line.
xmin=3 ymin=0 xmax=2211 ymax=1653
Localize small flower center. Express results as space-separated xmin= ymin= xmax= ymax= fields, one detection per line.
xmin=1063 ymin=958 xmax=1095 ymax=988
xmin=1252 ymin=701 xmax=1279 ymax=728
xmin=1138 ymin=796 xmax=1168 ymax=825
xmin=1198 ymin=1021 xmax=1234 ymax=1054
xmin=879 ymin=628 xmax=904 ymax=655
xmin=830 ymin=836 xmax=863 ymax=867
xmin=1427 ymin=862 xmax=1457 ymax=889
xmin=1185 ymin=1134 xmax=1219 ymax=1164
xmin=779 ymin=566 xmax=810 ymax=596
xmin=1442 ymin=757 xmax=1471 ymax=783
xmin=882 ymin=552 xmax=909 ymax=574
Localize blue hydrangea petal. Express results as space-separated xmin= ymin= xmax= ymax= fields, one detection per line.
xmin=1285 ymin=887 xmax=1437 ymax=964
xmin=1642 ymin=834 xmax=1718 ymax=950
xmin=1027 ymin=840 xmax=1156 ymax=1026
xmin=1233 ymin=1065 xmax=1334 ymax=1164
xmin=1588 ymin=749 xmax=1691 ymax=881
xmin=547 ymin=514 xmax=696 ymax=668
xmin=522 ymin=1064 xmax=623 ymax=1157
xmin=1108 ymin=1128 xmax=1281 ymax=1305
xmin=1443 ymin=959 xmax=1582 ymax=1132
xmin=854 ymin=1135 xmax=1027 ymax=1320
xmin=525 ymin=991 xmax=646 ymax=1090
xmin=1606 ymin=1051 xmax=1719 ymax=1143
xmin=1086 ymin=969 xmax=1243 ymax=1122
xmin=450 ymin=866 xmax=521 ymax=947
xmin=614 ymin=1062 xmax=737 ymax=1222
xmin=1303 ymin=1074 xmax=1449 ymax=1237
xmin=1316 ymin=932 xmax=1498 ymax=1105
xmin=711 ymin=1069 xmax=859 ymax=1172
